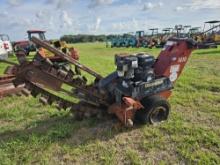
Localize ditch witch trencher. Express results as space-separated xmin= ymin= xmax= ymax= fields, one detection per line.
xmin=1 ymin=37 xmax=196 ymax=127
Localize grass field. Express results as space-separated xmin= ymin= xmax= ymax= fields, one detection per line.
xmin=0 ymin=43 xmax=219 ymax=164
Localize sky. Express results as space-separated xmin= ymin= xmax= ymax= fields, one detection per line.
xmin=0 ymin=0 xmax=220 ymax=40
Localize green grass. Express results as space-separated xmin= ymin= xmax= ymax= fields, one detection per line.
xmin=0 ymin=42 xmax=219 ymax=164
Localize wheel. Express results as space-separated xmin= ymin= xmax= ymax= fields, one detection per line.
xmin=135 ymin=95 xmax=170 ymax=124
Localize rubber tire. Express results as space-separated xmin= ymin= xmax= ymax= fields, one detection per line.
xmin=135 ymin=95 xmax=170 ymax=124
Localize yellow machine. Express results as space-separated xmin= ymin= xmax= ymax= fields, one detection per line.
xmin=202 ymin=20 xmax=220 ymax=44
xmin=42 ymin=40 xmax=70 ymax=57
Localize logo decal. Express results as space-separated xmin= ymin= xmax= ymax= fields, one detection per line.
xmin=169 ymin=64 xmax=180 ymax=82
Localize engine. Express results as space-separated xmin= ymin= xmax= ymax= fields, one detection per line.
xmin=115 ymin=53 xmax=155 ymax=82
xmin=99 ymin=53 xmax=173 ymax=104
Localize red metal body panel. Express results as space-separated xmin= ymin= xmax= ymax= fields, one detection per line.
xmin=108 ymin=97 xmax=143 ymax=126
xmin=158 ymin=90 xmax=172 ymax=99
xmin=153 ymin=39 xmax=195 ymax=99
xmin=154 ymin=39 xmax=195 ymax=84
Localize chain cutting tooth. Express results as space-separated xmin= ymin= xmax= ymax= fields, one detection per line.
xmin=45 ymin=96 xmax=53 ymax=105
xmin=57 ymin=69 xmax=68 ymax=79
xmin=16 ymin=92 xmax=22 ymax=96
xmin=21 ymin=88 xmax=31 ymax=96
xmin=39 ymin=96 xmax=48 ymax=105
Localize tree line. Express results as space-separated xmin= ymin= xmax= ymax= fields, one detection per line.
xmin=60 ymin=34 xmax=132 ymax=43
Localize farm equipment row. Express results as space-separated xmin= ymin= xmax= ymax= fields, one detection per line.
xmin=0 ymin=36 xmax=196 ymax=127
xmin=109 ymin=20 xmax=220 ymax=49
xmin=109 ymin=29 xmax=163 ymax=48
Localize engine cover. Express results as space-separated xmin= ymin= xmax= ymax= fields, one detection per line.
xmin=99 ymin=53 xmax=173 ymax=103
